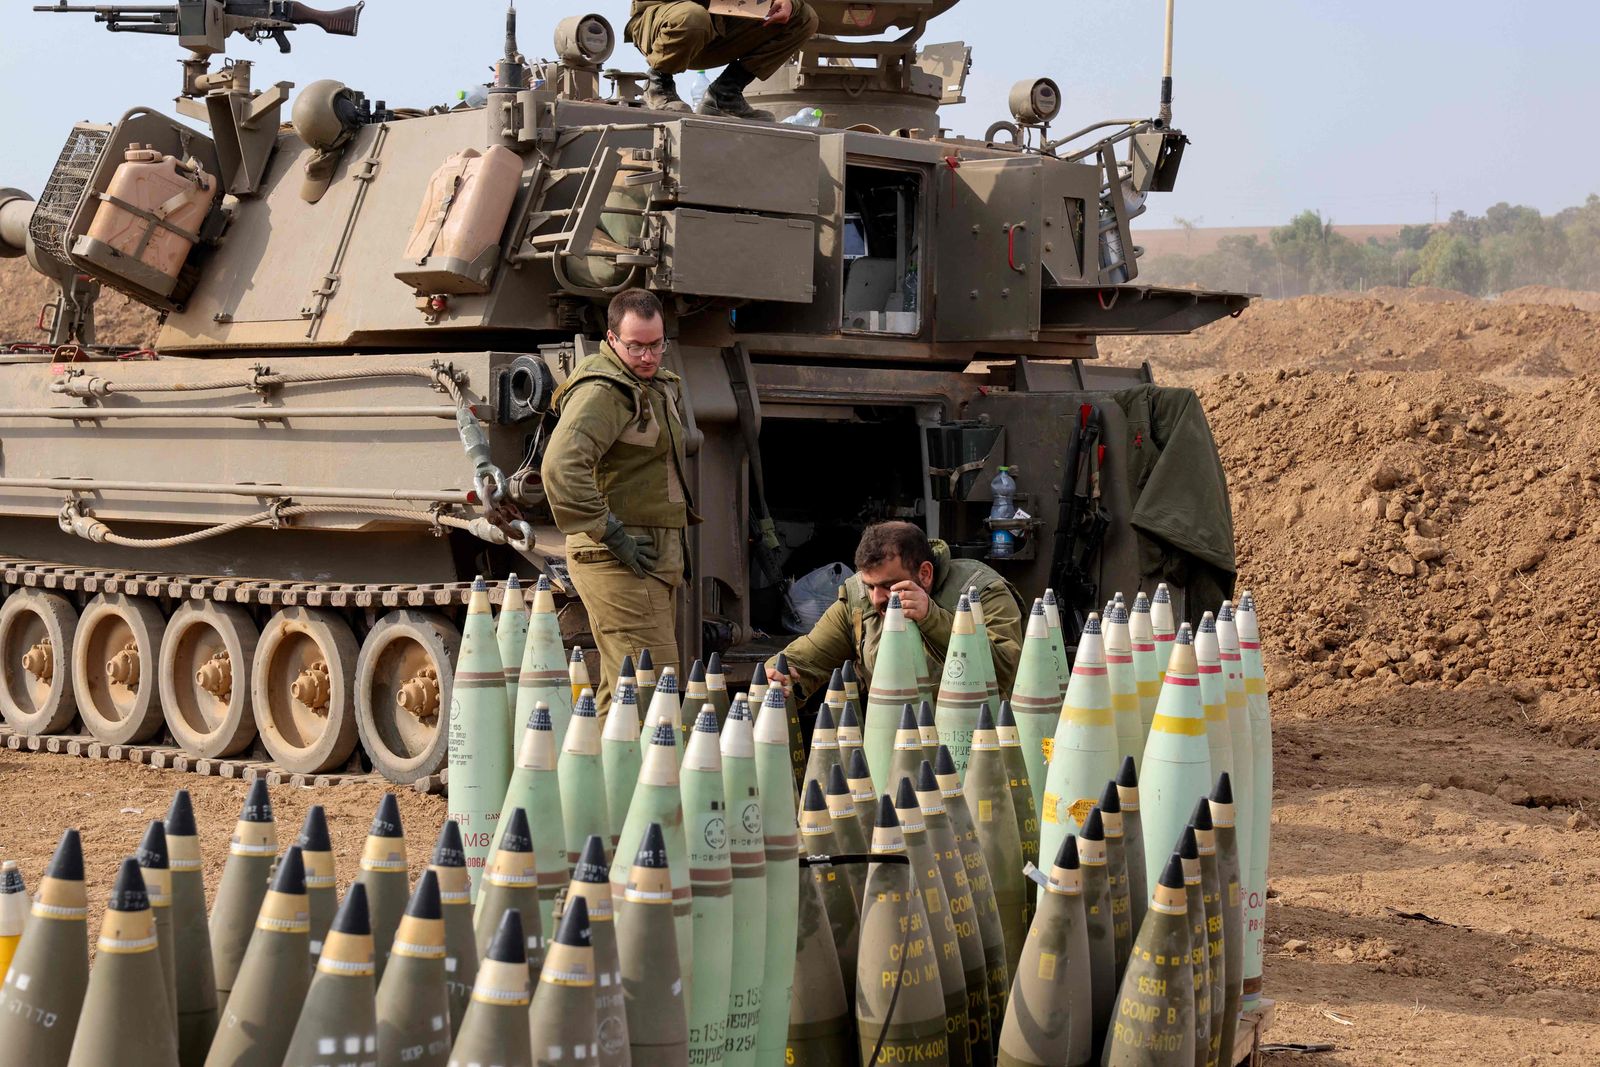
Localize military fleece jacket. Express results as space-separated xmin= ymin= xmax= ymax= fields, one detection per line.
xmin=543 ymin=343 xmax=699 ymax=577
xmin=776 ymin=539 xmax=1025 ymax=704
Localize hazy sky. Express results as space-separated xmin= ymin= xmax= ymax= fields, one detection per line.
xmin=2 ymin=0 xmax=1596 ymax=229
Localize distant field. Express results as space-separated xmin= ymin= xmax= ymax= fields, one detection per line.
xmin=1139 ymin=223 xmax=1414 ymax=259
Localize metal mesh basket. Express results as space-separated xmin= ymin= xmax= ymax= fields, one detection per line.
xmin=28 ymin=124 xmax=109 ymax=270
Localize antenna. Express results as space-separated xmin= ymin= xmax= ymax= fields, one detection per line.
xmin=1159 ymin=0 xmax=1175 ymax=127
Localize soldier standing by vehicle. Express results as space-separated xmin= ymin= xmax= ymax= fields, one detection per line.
xmin=629 ymin=0 xmax=820 ymax=120
xmin=543 ymin=289 xmax=698 ymax=711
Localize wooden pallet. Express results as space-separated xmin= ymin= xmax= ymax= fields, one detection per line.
xmin=1232 ymin=999 xmax=1277 ymax=1066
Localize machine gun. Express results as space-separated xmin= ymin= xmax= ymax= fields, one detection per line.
xmin=33 ymin=0 xmax=362 ymax=57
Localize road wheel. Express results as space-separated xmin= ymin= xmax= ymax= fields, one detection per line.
xmin=0 ymin=590 xmax=79 ymax=735
xmin=73 ymin=593 xmax=167 ymax=744
xmin=355 ymin=609 xmax=461 ymax=784
xmin=160 ymin=601 xmax=260 ymax=758
xmin=252 ymin=607 xmax=359 ymax=774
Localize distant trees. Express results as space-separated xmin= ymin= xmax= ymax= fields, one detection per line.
xmin=1139 ymin=196 xmax=1600 ymax=297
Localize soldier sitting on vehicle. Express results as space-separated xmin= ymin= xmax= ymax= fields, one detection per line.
xmin=767 ymin=521 xmax=1026 ymax=703
xmin=629 ymin=0 xmax=819 ymax=121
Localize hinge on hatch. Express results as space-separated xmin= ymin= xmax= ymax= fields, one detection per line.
xmin=301 ymin=273 xmax=341 ymax=320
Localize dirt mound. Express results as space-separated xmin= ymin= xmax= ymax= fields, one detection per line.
xmin=1498 ymin=285 xmax=1600 ymax=313
xmin=1102 ymin=294 xmax=1600 ymax=384
xmin=0 ymin=258 xmax=158 ymax=348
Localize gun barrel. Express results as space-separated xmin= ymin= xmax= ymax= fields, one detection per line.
xmin=32 ymin=4 xmax=175 ymax=10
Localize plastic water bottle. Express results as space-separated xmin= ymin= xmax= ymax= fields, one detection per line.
xmin=989 ymin=466 xmax=1017 ymax=558
xmin=781 ymin=107 xmax=824 ymax=127
xmin=688 ymin=70 xmax=712 ymax=109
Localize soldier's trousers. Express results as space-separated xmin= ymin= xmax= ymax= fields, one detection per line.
xmin=567 ymin=552 xmax=682 ymax=714
xmin=628 ymin=1 xmax=820 ymax=79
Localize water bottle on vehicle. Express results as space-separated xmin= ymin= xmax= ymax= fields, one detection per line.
xmin=989 ymin=466 xmax=1017 ymax=558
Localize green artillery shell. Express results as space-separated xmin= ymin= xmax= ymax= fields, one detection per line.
xmin=1214 ymin=605 xmax=1254 ymax=888
xmin=895 ymin=778 xmax=971 ymax=1067
xmin=638 ymin=667 xmax=683 ymax=754
xmin=803 ymin=702 xmax=844 ymax=798
xmin=966 ymin=587 xmax=1002 ymax=712
xmin=1106 ymin=602 xmax=1146 ymax=780
xmin=888 ymin=703 xmax=927 ymax=800
xmin=719 ymin=698 xmax=766 ymax=1067
xmin=1041 ymin=614 xmax=1115 ymax=862
xmin=1207 ymin=776 xmax=1243 ymax=1067
xmin=918 ymin=700 xmax=942 ymax=765
xmin=475 ymin=808 xmax=545 ymax=986
xmin=1040 ymin=590 xmax=1070 ymax=701
xmin=376 ymin=869 xmax=451 ymax=1067
xmin=1103 ymin=856 xmax=1194 ymax=1067
xmin=528 ymin=895 xmax=600 ymax=1067
xmin=1193 ymin=615 xmax=1234 ymax=807
xmin=563 ymin=837 xmax=630 ymax=1067
xmin=295 ymin=805 xmax=337 ymax=963
xmin=1190 ymin=801 xmax=1225 ymax=1067
xmin=0 ymin=829 xmax=88 ymax=1067
xmin=823 ymin=669 xmax=847 ymax=714
xmin=450 ymin=909 xmax=532 ymax=1067
xmin=866 ymin=594 xmax=924 ymax=788
xmin=602 ymin=684 xmax=644 ymax=849
xmin=498 ymin=573 xmax=531 ymax=734
xmin=683 ymin=708 xmax=734 ymax=1065
xmin=754 ymin=686 xmax=801 ymax=1065
xmin=996 ymin=836 xmax=1092 ymax=1067
xmin=449 ymin=577 xmax=512 ymax=899
xmin=855 ymin=797 xmax=950 ymax=1067
xmin=560 ymin=691 xmax=612 ymax=866
xmin=0 ymin=861 xmax=25 ymax=980
xmin=1129 ymin=593 xmax=1161 ymax=753
xmin=205 ymin=847 xmax=311 ymax=1067
xmin=705 ymin=653 xmax=731 ymax=729
xmin=841 ymin=660 xmax=861 ymax=709
xmin=519 ymin=576 xmax=573 ymax=746
xmin=1178 ymin=830 xmax=1211 ymax=1067
xmin=134 ymin=821 xmax=176 ymax=1032
xmin=1008 ymin=600 xmax=1059 ymax=813
xmin=634 ymin=648 xmax=657 ymax=717
xmin=1116 ymin=759 xmax=1149 ymax=938
xmin=357 ymin=793 xmax=408 ymax=984
xmin=618 ymin=824 xmax=689 ymax=1066
xmin=1098 ymin=783 xmax=1134 ymax=983
xmin=824 ymin=765 xmax=870 ymax=903
xmin=429 ymin=821 xmax=479 ymax=1041
xmin=917 ymin=762 xmax=992 ymax=1067
xmin=846 ymin=748 xmax=879 ymax=829
xmin=497 ymin=703 xmax=567 ymax=934
xmin=1077 ymin=809 xmax=1118 ymax=1063
xmin=610 ymin=716 xmax=694 ymax=984
xmin=773 ymin=652 xmax=807 ymax=792
xmin=683 ymin=661 xmax=710 ymax=741
xmin=747 ymin=666 xmax=769 ymax=724
xmin=282 ymin=884 xmax=378 ymax=1067
xmin=787 ymin=860 xmax=854 ymax=1067
xmin=800 ymin=780 xmax=859 ymax=1015
xmin=996 ymin=702 xmax=1041 ymax=907
xmin=1236 ymin=591 xmax=1273 ymax=1013
xmin=570 ymin=646 xmax=593 ymax=712
xmin=209 ymin=779 xmax=276 ymax=1019
xmin=934 ymin=596 xmax=988 ymax=776
xmin=163 ymin=792 xmax=216 ymax=1067
xmin=65 ymin=858 xmax=179 ymax=1067
xmin=1139 ymin=628 xmax=1211 ymax=902
xmin=835 ymin=699 xmax=864 ymax=770
xmin=936 ymin=745 xmax=1009 ymax=1047
xmin=1150 ymin=585 xmax=1176 ymax=683
xmin=966 ymin=704 xmax=1026 ymax=985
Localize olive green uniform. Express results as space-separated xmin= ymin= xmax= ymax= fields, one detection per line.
xmin=627 ymin=0 xmax=820 ymax=79
xmin=542 ymin=343 xmax=698 ymax=711
xmin=774 ymin=539 xmax=1026 ymax=704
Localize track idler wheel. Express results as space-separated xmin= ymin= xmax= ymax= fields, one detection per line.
xmin=73 ymin=593 xmax=167 ymax=744
xmin=0 ymin=589 xmax=80 ymax=735
xmin=354 ymin=609 xmax=461 ymax=784
xmin=160 ymin=601 xmax=260 ymax=759
xmin=251 ymin=607 xmax=359 ymax=775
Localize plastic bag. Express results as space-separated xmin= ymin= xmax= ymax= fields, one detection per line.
xmin=782 ymin=561 xmax=852 ymax=633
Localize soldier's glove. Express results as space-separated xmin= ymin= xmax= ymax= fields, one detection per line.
xmin=601 ymin=515 xmax=658 ymax=579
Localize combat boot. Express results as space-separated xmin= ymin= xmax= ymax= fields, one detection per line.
xmin=644 ymin=68 xmax=692 ymax=113
xmin=698 ymin=61 xmax=774 ymax=121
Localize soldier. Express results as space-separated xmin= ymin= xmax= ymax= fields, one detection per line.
xmin=543 ymin=288 xmax=699 ymax=711
xmin=629 ymin=0 xmax=820 ymax=120
xmin=768 ymin=522 xmax=1024 ymax=708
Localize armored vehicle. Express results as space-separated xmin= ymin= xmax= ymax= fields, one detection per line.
xmin=0 ymin=0 xmax=1246 ymax=783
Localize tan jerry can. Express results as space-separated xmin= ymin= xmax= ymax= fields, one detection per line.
xmin=396 ymin=145 xmax=522 ymax=295
xmin=82 ymin=144 xmax=216 ymax=296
